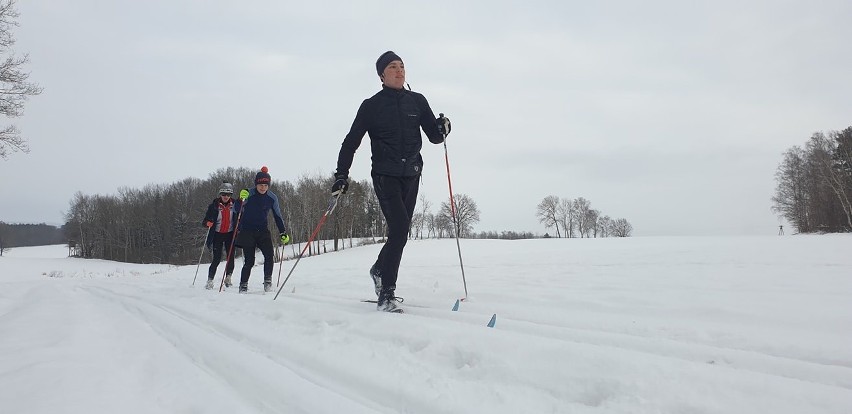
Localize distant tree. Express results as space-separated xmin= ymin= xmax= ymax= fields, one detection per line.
xmin=557 ymin=198 xmax=576 ymax=238
xmin=536 ymin=195 xmax=561 ymax=238
xmin=835 ymin=127 xmax=852 ymax=175
xmin=574 ymin=197 xmax=592 ymax=237
xmin=411 ymin=193 xmax=431 ymax=239
xmin=586 ymin=208 xmax=600 ymax=237
xmin=801 ymin=135 xmax=844 ymax=231
xmin=611 ymin=218 xmax=633 ymax=237
xmin=772 ymin=146 xmax=810 ymax=232
xmin=0 ymin=222 xmax=64 ymax=247
xmin=439 ymin=193 xmax=480 ymax=238
xmin=474 ymin=230 xmax=537 ymax=240
xmin=0 ymin=221 xmax=7 ymax=256
xmin=537 ymin=196 xmax=630 ymax=238
xmin=772 ymin=128 xmax=852 ymax=233
xmin=597 ymin=215 xmax=612 ymax=238
xmin=826 ymin=129 xmax=852 ymax=229
xmin=433 ymin=211 xmax=451 ymax=238
xmin=0 ymin=0 xmax=42 ymax=159
xmin=424 ymin=212 xmax=437 ymax=238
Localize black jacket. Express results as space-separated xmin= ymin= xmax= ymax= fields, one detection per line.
xmin=336 ymin=86 xmax=444 ymax=178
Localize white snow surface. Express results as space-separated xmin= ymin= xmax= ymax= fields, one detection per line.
xmin=1 ymin=236 xmax=850 ymax=414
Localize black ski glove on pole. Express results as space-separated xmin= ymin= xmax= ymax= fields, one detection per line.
xmin=331 ymin=174 xmax=349 ymax=195
xmin=437 ymin=113 xmax=451 ymax=136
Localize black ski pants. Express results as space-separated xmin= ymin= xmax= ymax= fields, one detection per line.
xmin=238 ymin=229 xmax=274 ymax=286
xmin=372 ymin=173 xmax=419 ymax=291
xmin=208 ymin=231 xmax=235 ymax=279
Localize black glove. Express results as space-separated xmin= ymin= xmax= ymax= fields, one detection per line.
xmin=437 ymin=113 xmax=451 ymax=136
xmin=331 ymin=174 xmax=349 ymax=195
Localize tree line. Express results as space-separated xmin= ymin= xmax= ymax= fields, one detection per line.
xmin=535 ymin=195 xmax=633 ymax=238
xmin=772 ymin=126 xmax=852 ymax=233
xmin=0 ymin=222 xmax=65 ymax=255
xmin=63 ymin=167 xmax=482 ymax=265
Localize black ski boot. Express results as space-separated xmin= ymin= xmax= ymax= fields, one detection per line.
xmin=377 ymin=288 xmax=403 ymax=313
xmin=369 ymin=264 xmax=382 ymax=297
xmin=239 ymin=284 xmax=248 ymax=294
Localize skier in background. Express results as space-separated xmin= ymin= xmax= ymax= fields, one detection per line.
xmin=331 ymin=51 xmax=451 ymax=312
xmin=235 ymin=166 xmax=291 ymax=293
xmin=201 ymin=182 xmax=237 ymax=289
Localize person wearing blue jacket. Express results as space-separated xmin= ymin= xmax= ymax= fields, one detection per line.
xmin=235 ymin=166 xmax=291 ymax=293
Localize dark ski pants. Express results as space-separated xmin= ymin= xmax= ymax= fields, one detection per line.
xmin=238 ymin=229 xmax=274 ymax=286
xmin=372 ymin=173 xmax=419 ymax=291
xmin=208 ymin=231 xmax=235 ymax=279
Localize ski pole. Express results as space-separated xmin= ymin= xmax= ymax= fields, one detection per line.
xmin=275 ymin=242 xmax=284 ymax=286
xmin=219 ymin=200 xmax=246 ymax=292
xmin=192 ymin=226 xmax=213 ymax=286
xmin=274 ymin=194 xmax=341 ymax=300
xmin=440 ymin=113 xmax=469 ymax=300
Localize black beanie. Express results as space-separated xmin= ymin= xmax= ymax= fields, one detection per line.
xmin=255 ymin=166 xmax=271 ymax=185
xmin=376 ymin=51 xmax=402 ymax=77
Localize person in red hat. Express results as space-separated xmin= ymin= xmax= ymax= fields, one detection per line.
xmin=235 ymin=166 xmax=291 ymax=293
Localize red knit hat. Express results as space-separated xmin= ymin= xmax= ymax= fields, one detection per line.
xmin=255 ymin=166 xmax=271 ymax=185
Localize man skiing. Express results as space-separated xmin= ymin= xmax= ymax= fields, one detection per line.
xmin=331 ymin=50 xmax=451 ymax=312
xmin=201 ymin=182 xmax=237 ymax=289
xmin=235 ymin=166 xmax=291 ymax=293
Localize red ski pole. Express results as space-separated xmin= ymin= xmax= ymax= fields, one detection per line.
xmin=440 ymin=113 xmax=469 ymax=300
xmin=219 ymin=201 xmax=245 ymax=292
xmin=273 ymin=194 xmax=341 ymax=300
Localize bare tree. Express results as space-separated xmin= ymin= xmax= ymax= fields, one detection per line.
xmin=536 ymin=195 xmax=561 ymax=238
xmin=597 ymin=215 xmax=612 ymax=237
xmin=433 ymin=212 xmax=451 ymax=238
xmin=611 ymin=218 xmax=633 ymax=237
xmin=586 ymin=208 xmax=600 ymax=237
xmin=557 ymin=197 xmax=575 ymax=238
xmin=574 ymin=197 xmax=592 ymax=237
xmin=772 ymin=146 xmax=810 ymax=232
xmin=818 ymin=131 xmax=852 ymax=230
xmin=771 ymin=130 xmax=852 ymax=233
xmin=0 ymin=0 xmax=42 ymax=159
xmin=439 ymin=193 xmax=481 ymax=238
xmin=411 ymin=192 xmax=431 ymax=239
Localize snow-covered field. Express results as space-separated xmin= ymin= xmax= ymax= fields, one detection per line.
xmin=1 ymin=236 xmax=850 ymax=414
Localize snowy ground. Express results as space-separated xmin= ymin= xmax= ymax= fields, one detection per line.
xmin=1 ymin=236 xmax=850 ymax=414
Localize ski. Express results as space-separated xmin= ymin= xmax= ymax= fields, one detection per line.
xmin=362 ymin=299 xmax=435 ymax=308
xmin=361 ymin=300 xmax=404 ymax=313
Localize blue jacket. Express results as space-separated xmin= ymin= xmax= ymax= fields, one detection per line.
xmin=234 ymin=188 xmax=287 ymax=234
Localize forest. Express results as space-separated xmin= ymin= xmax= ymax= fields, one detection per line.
xmin=772 ymin=126 xmax=852 ymax=233
xmin=62 ymin=167 xmax=482 ymax=265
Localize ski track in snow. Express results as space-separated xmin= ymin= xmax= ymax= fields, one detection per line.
xmin=283 ymin=290 xmax=852 ymax=392
xmin=2 ymin=237 xmax=852 ymax=414
xmin=78 ymin=285 xmax=385 ymax=414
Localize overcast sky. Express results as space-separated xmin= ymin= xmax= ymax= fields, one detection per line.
xmin=2 ymin=0 xmax=850 ymax=236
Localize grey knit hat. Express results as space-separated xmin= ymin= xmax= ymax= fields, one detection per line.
xmin=218 ymin=182 xmax=234 ymax=195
